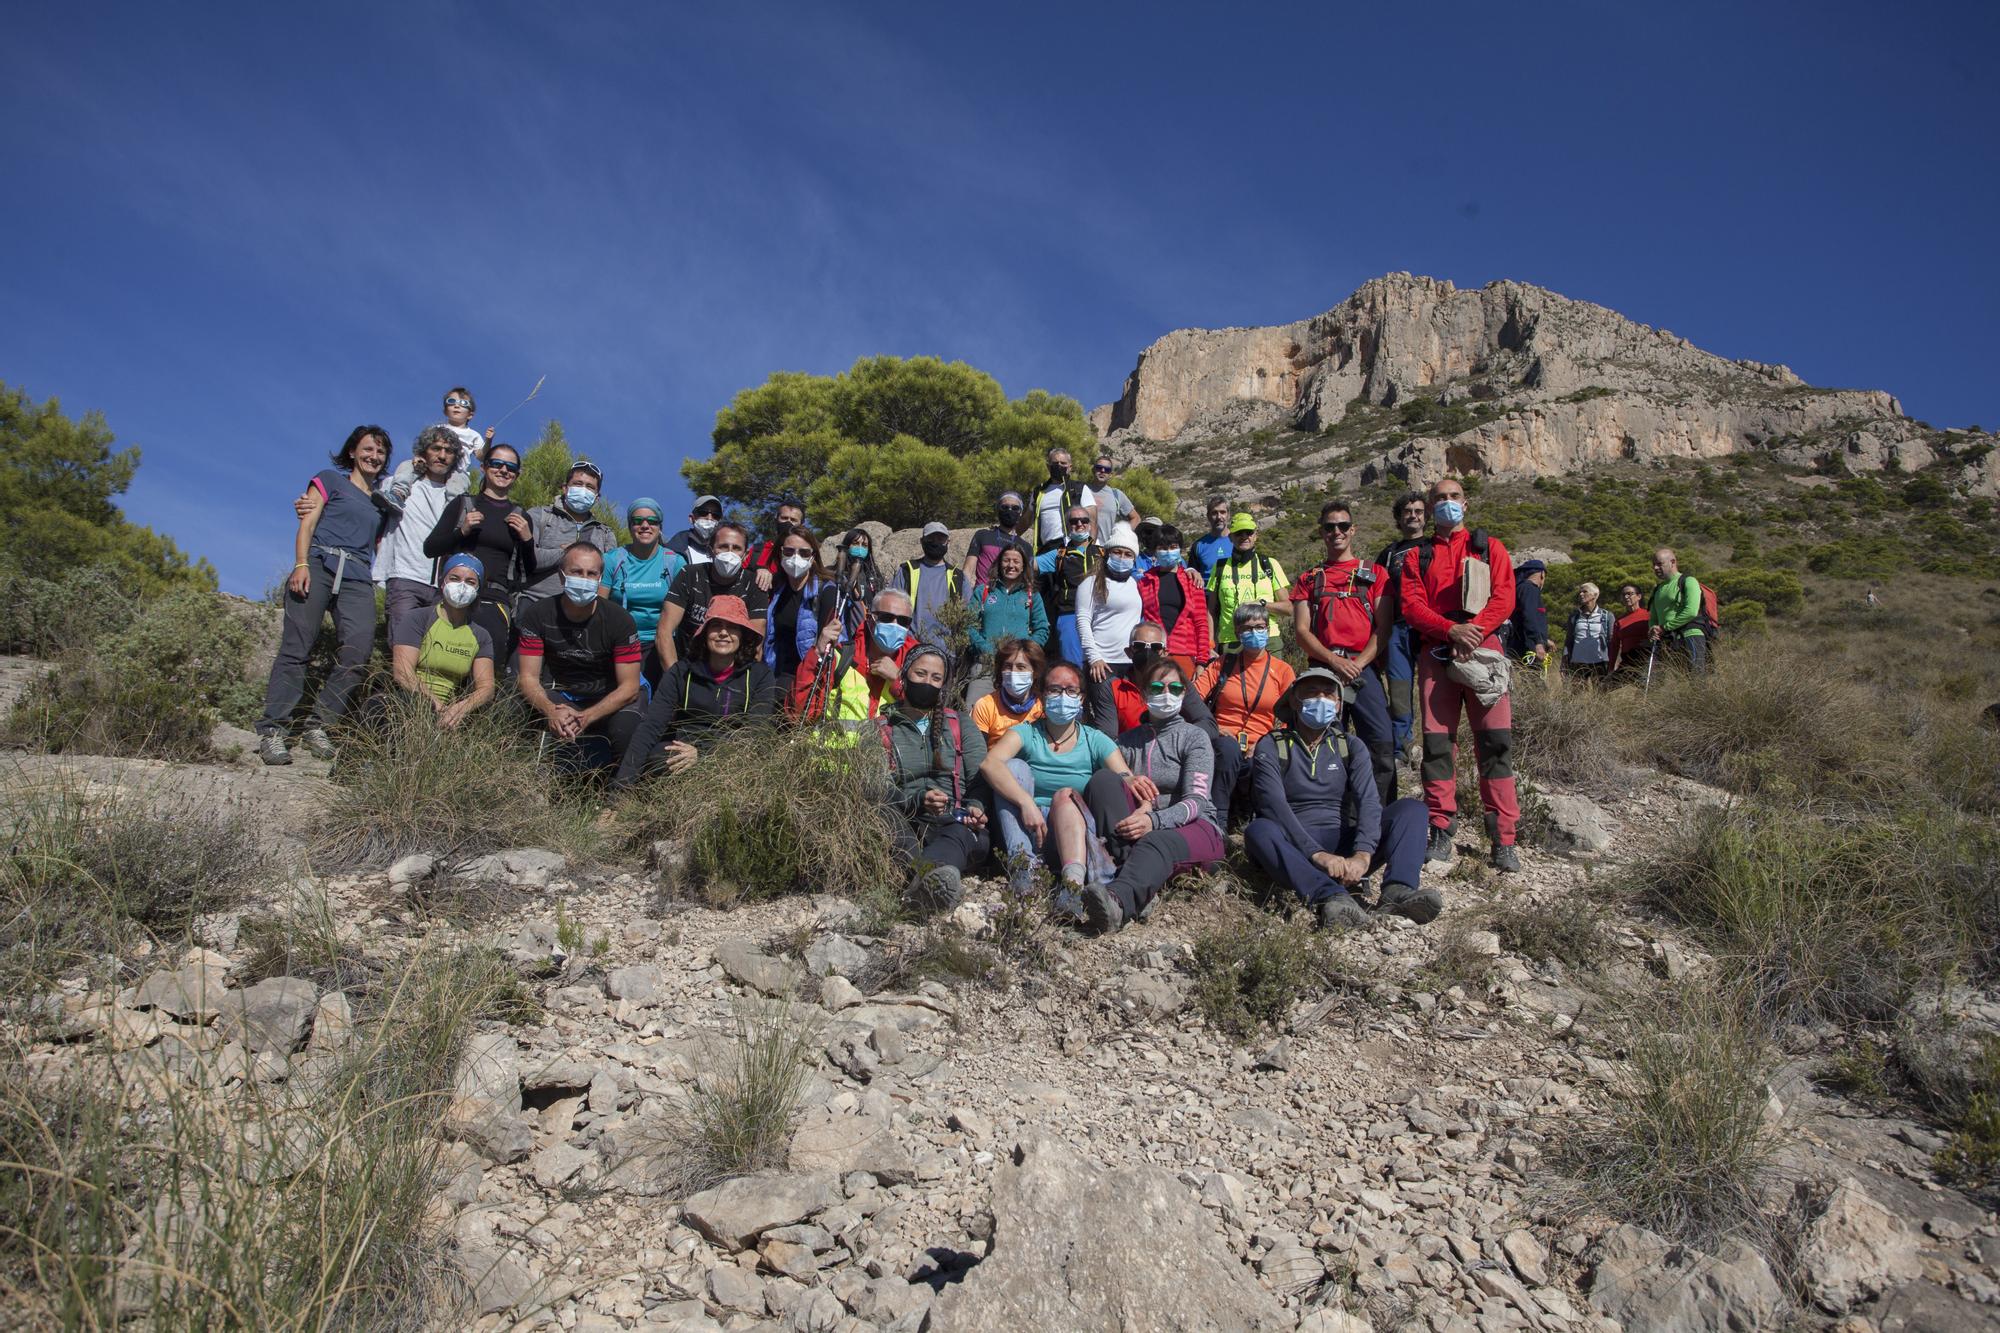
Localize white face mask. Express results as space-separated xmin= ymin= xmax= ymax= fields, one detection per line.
xmin=1145 ymin=691 xmax=1185 ymax=721
xmin=441 ymin=581 xmax=478 ymax=609
xmin=711 ymin=550 xmax=744 ymax=578
xmin=693 ymin=517 xmax=720 ymax=538
xmin=781 ymin=554 xmax=812 ymax=580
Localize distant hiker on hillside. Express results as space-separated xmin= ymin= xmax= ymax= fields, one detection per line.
xmin=1502 ymin=559 xmax=1552 ymax=668
xmin=1290 ymin=499 xmax=1397 ymax=801
xmin=257 ymin=426 xmax=394 ymax=766
xmin=376 ymin=553 xmax=497 ymax=727
xmin=516 ymin=541 xmax=644 ymax=773
xmin=1374 ymin=491 xmax=1429 ymax=764
xmin=1087 ymin=456 xmax=1136 ymax=544
xmin=1075 ymin=655 xmax=1225 ymax=937
xmin=522 ymin=459 xmax=615 ymax=605
xmin=656 ymin=521 xmax=769 ymax=669
xmin=1563 ymin=583 xmax=1618 ymax=683
xmin=1399 ymin=476 xmax=1521 ymax=872
xmin=1647 ymin=548 xmax=1710 ymax=674
xmin=1033 ymin=447 xmax=1095 ymax=551
xmin=612 ymin=594 xmax=775 ymax=789
xmin=898 ymin=521 xmax=964 ymax=649
xmin=1135 ymin=523 xmax=1212 ymax=680
xmin=601 ymin=498 xmax=684 ymax=694
xmin=664 ymin=494 xmax=724 ymax=567
xmin=1608 ymin=582 xmax=1649 ymax=677
xmin=1206 ymin=513 xmax=1288 ymax=652
xmin=423 ymin=441 xmax=536 ymax=665
xmin=1036 ymin=505 xmax=1099 ymax=665
xmin=1244 ymin=668 xmax=1436 ymax=930
xmin=962 ymin=491 xmax=1033 ymax=587
xmin=1190 ymin=497 xmax=1234 ymax=580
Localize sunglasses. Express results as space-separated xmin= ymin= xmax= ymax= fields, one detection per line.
xmin=1321 ymin=520 xmax=1354 ymax=534
xmin=1143 ymin=680 xmax=1186 ymax=696
xmin=1068 ymin=519 xmax=1092 ymax=529
xmin=630 ymin=516 xmax=661 ymax=527
xmin=444 ymin=397 xmax=473 ymax=409
xmin=1093 ymin=464 xmax=1113 ymax=473
xmin=484 ymin=459 xmax=520 ymax=473
xmin=781 ymin=546 xmax=814 ymax=559
xmin=878 ymin=612 xmax=913 ymax=627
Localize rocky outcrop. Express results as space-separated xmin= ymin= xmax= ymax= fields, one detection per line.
xmin=1091 ymin=273 xmax=1986 ymax=493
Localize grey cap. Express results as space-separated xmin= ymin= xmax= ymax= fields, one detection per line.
xmin=692 ymin=493 xmax=722 ymax=511
xmin=1289 ymin=666 xmax=1344 ymax=692
xmin=921 ymin=521 xmax=949 ymax=538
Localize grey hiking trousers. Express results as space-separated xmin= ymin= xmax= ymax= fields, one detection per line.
xmin=258 ymin=557 xmax=377 ymax=735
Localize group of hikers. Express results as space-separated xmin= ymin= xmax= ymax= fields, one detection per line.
xmin=258 ymin=387 xmax=1715 ymax=933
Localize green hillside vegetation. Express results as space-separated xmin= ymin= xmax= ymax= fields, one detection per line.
xmin=685 ymin=357 xmax=1176 ymax=534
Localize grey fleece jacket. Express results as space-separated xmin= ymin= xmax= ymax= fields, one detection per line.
xmin=523 ymin=504 xmax=616 ymax=601
xmin=1115 ymin=712 xmax=1218 ymax=833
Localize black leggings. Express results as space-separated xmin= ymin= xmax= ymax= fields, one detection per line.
xmin=1083 ymin=769 xmax=1221 ymax=917
xmin=892 ymin=820 xmax=983 ymax=875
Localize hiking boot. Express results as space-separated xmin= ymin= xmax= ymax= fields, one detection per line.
xmin=1079 ymin=883 xmax=1125 ymax=937
xmin=257 ymin=733 xmax=292 ymax=766
xmin=1490 ymin=843 xmax=1521 ymax=874
xmin=1425 ymin=823 xmax=1456 ymax=864
xmin=1377 ymin=881 xmax=1444 ymax=925
xmin=300 ymin=728 xmax=336 ymax=760
xmin=912 ymin=865 xmax=963 ymax=912
xmin=1135 ymin=895 xmax=1158 ymax=924
xmin=1316 ymin=893 xmax=1368 ymax=932
xmin=1050 ymin=886 xmax=1086 ymax=925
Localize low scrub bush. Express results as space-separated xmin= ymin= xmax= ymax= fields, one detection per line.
xmin=638 ymin=1000 xmax=821 ymax=1197
xmin=314 ymin=692 xmax=601 ymax=868
xmin=1630 ymin=802 xmax=1997 ymax=1027
xmin=0 ymin=942 xmax=518 ymax=1327
xmin=0 ymin=563 xmax=142 ymax=657
xmin=1557 ymin=984 xmax=1780 ymax=1245
xmin=1190 ymin=914 xmax=1337 ymax=1039
xmin=1484 ymin=897 xmax=1614 ymax=972
xmin=1508 ymin=672 xmax=1627 ymax=793
xmin=4 ymin=659 xmax=219 ymax=761
xmin=620 ymin=723 xmax=899 ymax=908
xmin=0 ymin=770 xmax=265 ymax=1007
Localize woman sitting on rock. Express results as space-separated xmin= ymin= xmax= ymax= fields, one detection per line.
xmin=875 ymin=645 xmax=988 ymax=913
xmin=612 ymin=595 xmax=775 ymax=789
xmin=979 ymin=659 xmax=1141 ymax=906
xmin=381 ymin=554 xmax=497 ymax=726
xmin=1074 ymin=655 xmax=1223 ymax=936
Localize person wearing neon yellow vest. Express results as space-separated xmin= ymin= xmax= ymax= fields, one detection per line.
xmin=387 ymin=553 xmax=497 ymax=728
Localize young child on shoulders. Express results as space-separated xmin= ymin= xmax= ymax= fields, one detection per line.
xmin=381 ymin=385 xmax=492 ymax=510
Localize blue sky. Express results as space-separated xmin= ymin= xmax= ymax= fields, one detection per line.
xmin=4 ymin=1 xmax=1994 ymax=594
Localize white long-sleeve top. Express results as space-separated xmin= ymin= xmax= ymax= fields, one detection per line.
xmin=1075 ymin=570 xmax=1143 ymax=665
xmin=372 ymin=475 xmax=453 ymax=585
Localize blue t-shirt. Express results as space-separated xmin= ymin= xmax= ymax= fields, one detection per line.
xmin=605 ymin=544 xmax=682 ymax=643
xmin=1191 ymin=531 xmax=1234 ymax=579
xmin=308 ymin=468 xmax=386 ymax=566
xmin=1013 ymin=721 xmax=1117 ymax=809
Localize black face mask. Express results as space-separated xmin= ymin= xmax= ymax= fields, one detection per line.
xmin=1050 ymin=465 xmax=1070 ymax=483
xmin=921 ymin=536 xmax=949 ymax=560
xmin=775 ymin=519 xmax=796 ymax=537
xmin=903 ymin=680 xmax=942 ymax=710
xmin=997 ymin=506 xmax=1023 ymax=526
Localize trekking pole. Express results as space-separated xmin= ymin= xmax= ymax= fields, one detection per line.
xmin=485 ymin=374 xmax=547 ymax=434
xmin=1642 ymin=639 xmax=1658 ymax=695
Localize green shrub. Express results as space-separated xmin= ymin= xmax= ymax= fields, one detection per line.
xmin=633 ymin=1001 xmax=822 ymax=1196
xmin=314 ymin=692 xmax=601 ymax=868
xmin=106 ymin=586 xmax=267 ymax=723
xmin=3 ymin=659 xmax=218 ymax=761
xmin=1190 ymin=915 xmax=1335 ymax=1039
xmin=0 ymin=563 xmax=143 ymax=657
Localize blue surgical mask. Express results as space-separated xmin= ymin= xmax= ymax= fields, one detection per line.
xmin=1155 ymin=549 xmax=1182 ymax=569
xmin=565 ymin=486 xmax=597 ymax=515
xmin=1001 ymin=669 xmax=1034 ymax=698
xmin=1299 ymin=696 xmax=1340 ymax=729
xmin=1433 ymin=499 xmax=1466 ymax=527
xmin=873 ymin=622 xmax=909 ymax=652
xmin=848 ymin=544 xmax=870 ymax=560
xmin=1106 ymin=555 xmax=1134 ymax=576
xmin=1239 ymin=628 xmax=1270 ymax=651
xmin=1043 ymin=693 xmax=1083 ymax=725
xmin=562 ymin=574 xmax=599 ymax=605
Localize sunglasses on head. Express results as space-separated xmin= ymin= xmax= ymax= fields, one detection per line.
xmin=484 ymin=459 xmax=520 ymax=473
xmin=444 ymin=397 xmax=472 ymax=409
xmin=1143 ymin=680 xmax=1186 ymax=696
xmin=1321 ymin=520 xmax=1354 ymax=534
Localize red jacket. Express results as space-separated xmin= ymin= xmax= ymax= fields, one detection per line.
xmin=1290 ymin=559 xmax=1388 ymax=655
xmin=1136 ymin=566 xmax=1213 ymax=662
xmin=787 ymin=623 xmax=912 ymax=719
xmin=1399 ymin=528 xmax=1516 ymax=648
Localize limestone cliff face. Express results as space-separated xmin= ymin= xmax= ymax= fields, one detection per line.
xmin=1090 ymin=273 xmax=1978 ymax=493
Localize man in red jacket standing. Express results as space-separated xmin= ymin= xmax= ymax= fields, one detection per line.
xmin=1397 ymin=477 xmax=1521 ymax=872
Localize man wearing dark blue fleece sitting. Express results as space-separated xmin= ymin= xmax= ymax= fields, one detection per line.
xmin=1243 ymin=667 xmax=1437 ymax=931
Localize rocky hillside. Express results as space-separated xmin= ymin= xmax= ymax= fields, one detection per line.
xmin=1089 ymin=274 xmax=1997 ymax=503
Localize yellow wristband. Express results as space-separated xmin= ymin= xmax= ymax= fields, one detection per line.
xmin=294 ymin=562 xmax=308 ymax=568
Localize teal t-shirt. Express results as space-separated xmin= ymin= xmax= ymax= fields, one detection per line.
xmin=1013 ymin=721 xmax=1117 ymax=809
xmin=606 ymin=545 xmax=681 ymax=643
